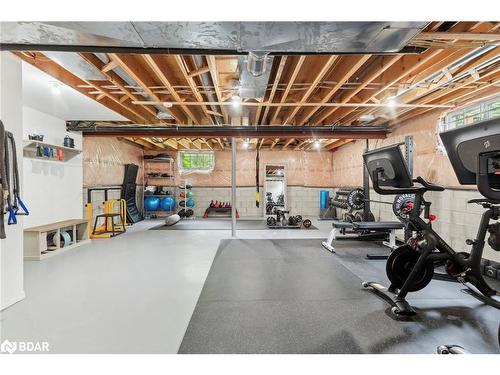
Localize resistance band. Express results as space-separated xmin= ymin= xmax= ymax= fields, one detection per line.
xmin=255 ymin=148 xmax=260 ymax=207
xmin=0 ymin=120 xmax=29 ymax=239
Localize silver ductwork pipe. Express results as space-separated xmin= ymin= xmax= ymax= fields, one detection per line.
xmin=394 ymin=44 xmax=499 ymax=100
xmin=247 ymin=52 xmax=269 ymax=77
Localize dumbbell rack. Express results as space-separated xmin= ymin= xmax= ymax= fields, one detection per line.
xmin=178 ymin=179 xmax=195 ymax=219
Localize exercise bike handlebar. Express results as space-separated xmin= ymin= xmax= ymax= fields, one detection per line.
xmin=371 ymin=169 xmax=444 ymax=196
xmin=477 ymin=152 xmax=500 ymax=202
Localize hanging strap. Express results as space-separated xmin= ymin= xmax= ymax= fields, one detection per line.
xmin=0 ymin=120 xmax=7 ymax=239
xmin=5 ymin=130 xmax=28 ymax=225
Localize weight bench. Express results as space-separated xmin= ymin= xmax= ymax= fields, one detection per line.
xmin=321 ymin=220 xmax=404 ymax=253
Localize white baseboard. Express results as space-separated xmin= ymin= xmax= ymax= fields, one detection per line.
xmin=1 ymin=290 xmax=26 ymax=311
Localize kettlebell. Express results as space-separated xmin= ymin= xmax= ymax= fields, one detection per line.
xmin=63 ymin=135 xmax=75 ymax=148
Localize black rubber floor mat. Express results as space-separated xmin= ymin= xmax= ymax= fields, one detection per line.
xmin=179 ymin=239 xmax=500 ymax=354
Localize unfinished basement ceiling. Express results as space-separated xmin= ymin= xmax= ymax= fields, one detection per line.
xmin=4 ymin=21 xmax=500 ymax=151
xmin=1 ymin=22 xmax=427 ymax=54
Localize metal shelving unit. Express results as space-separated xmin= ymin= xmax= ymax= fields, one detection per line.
xmin=143 ymin=157 xmax=176 ymax=218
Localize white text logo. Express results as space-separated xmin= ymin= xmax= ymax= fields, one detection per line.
xmin=1 ymin=339 xmax=50 ymax=354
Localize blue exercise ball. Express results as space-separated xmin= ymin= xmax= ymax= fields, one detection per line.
xmin=186 ymin=198 xmax=195 ymax=208
xmin=160 ymin=196 xmax=176 ymax=211
xmin=144 ymin=196 xmax=160 ymax=211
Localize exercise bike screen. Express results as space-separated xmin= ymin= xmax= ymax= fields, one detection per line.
xmin=440 ymin=118 xmax=500 ymax=187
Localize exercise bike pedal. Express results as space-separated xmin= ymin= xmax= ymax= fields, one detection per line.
xmin=392 ymin=300 xmax=417 ymax=316
xmin=362 ymin=281 xmax=417 ymax=317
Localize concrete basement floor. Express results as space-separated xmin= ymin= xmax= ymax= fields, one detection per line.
xmin=0 ymin=218 xmax=333 ymax=354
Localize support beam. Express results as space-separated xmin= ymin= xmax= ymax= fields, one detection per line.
xmin=68 ymin=124 xmax=389 ymax=139
xmin=231 ymin=137 xmax=237 ymax=238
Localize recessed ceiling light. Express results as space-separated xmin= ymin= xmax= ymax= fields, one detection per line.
xmin=51 ymin=82 xmax=61 ymax=95
xmin=386 ymin=96 xmax=397 ymax=108
xmin=359 ymin=114 xmax=375 ymax=121
xmin=231 ymin=95 xmax=241 ymax=108
xmin=156 ymin=112 xmax=174 ymax=120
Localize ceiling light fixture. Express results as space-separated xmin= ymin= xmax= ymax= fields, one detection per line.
xmin=314 ymin=140 xmax=321 ymax=150
xmin=231 ymin=95 xmax=241 ymax=108
xmin=386 ymin=96 xmax=397 ymax=108
xmin=51 ymin=82 xmax=61 ymax=95
xmin=359 ymin=114 xmax=375 ymax=122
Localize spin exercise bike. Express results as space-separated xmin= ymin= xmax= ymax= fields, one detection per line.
xmin=361 ymin=119 xmax=500 ymax=316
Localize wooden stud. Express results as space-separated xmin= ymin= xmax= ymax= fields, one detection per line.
xmin=282 ymin=55 xmax=338 ymax=125
xmin=188 ymin=65 xmax=211 ymax=77
xmin=270 ymin=56 xmax=306 ymax=124
xmin=108 ymin=53 xmax=186 ymax=123
xmin=260 ymin=56 xmax=288 ymax=125
xmin=143 ymin=55 xmax=201 ymax=125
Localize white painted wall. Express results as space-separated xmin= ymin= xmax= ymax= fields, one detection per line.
xmin=0 ymin=52 xmax=25 ymax=310
xmin=23 ymin=106 xmax=84 ymax=227
xmin=22 ymin=61 xmax=126 ymax=122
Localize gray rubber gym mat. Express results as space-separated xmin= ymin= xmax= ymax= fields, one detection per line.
xmin=150 ymin=219 xmax=317 ymax=231
xmin=179 ymin=239 xmax=500 ymax=354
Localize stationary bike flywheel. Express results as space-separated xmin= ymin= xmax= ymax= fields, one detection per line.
xmin=386 ymin=245 xmax=435 ymax=292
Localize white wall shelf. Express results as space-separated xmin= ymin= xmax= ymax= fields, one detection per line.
xmin=23 ymin=140 xmax=82 ymax=162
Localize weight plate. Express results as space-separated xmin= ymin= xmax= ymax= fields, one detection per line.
xmin=347 ymin=189 xmax=365 ymax=210
xmin=386 ymin=245 xmax=434 ymax=292
xmin=392 ymin=193 xmax=415 ymax=220
xmin=267 ymin=217 xmax=277 ymax=226
xmin=344 ymin=213 xmax=355 ymax=223
xmin=302 ymin=219 xmax=312 ymax=228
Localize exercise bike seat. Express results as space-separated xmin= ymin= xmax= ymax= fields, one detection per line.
xmin=352 ymin=221 xmax=404 ymax=230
